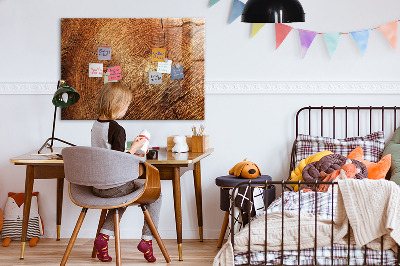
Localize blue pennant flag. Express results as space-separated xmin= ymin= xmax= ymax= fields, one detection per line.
xmin=209 ymin=0 xmax=221 ymax=7
xmin=351 ymin=29 xmax=371 ymax=55
xmin=229 ymin=0 xmax=245 ymax=24
xmin=323 ymin=33 xmax=341 ymax=58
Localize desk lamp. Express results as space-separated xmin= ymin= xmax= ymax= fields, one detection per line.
xmin=38 ymin=80 xmax=80 ymax=154
xmin=241 ymin=0 xmax=305 ymax=23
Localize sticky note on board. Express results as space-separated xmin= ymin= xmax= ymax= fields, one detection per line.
xmin=107 ymin=66 xmax=122 ymax=81
xmin=149 ymin=71 xmax=162 ymax=84
xmin=98 ymin=46 xmax=111 ymax=60
xmin=104 ymin=72 xmax=118 ymax=84
xmin=171 ymin=65 xmax=184 ymax=80
xmin=89 ymin=63 xmax=103 ymax=77
xmin=151 ymin=48 xmax=166 ymax=62
xmin=157 ymin=60 xmax=172 ymax=74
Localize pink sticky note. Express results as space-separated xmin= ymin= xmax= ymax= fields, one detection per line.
xmin=107 ymin=66 xmax=122 ymax=81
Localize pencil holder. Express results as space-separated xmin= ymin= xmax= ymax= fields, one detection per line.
xmin=191 ymin=135 xmax=209 ymax=153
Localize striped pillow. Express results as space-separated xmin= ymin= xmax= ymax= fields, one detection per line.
xmin=294 ymin=131 xmax=385 ymax=166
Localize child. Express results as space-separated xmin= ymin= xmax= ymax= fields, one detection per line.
xmin=91 ymin=82 xmax=162 ymax=263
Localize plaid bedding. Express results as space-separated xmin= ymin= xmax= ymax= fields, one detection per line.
xmin=234 ymin=191 xmax=397 ymax=265
xmin=294 ymin=131 xmax=385 ymax=166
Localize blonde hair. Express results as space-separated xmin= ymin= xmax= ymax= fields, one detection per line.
xmin=97 ymin=83 xmax=133 ymax=120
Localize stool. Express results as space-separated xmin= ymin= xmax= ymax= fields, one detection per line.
xmin=215 ymin=175 xmax=275 ymax=248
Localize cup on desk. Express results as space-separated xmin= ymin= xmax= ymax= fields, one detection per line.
xmin=146 ymin=150 xmax=158 ymax=160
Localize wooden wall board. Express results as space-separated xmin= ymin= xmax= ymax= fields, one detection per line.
xmin=61 ymin=18 xmax=205 ymax=120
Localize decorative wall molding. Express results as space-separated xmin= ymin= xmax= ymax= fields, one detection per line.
xmin=1 ymin=81 xmax=400 ymax=95
xmin=205 ymin=81 xmax=400 ymax=94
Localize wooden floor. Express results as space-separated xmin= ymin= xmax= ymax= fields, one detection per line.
xmin=0 ymin=239 xmax=221 ymax=265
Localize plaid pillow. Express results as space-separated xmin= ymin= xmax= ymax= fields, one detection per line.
xmin=295 ymin=131 xmax=385 ymax=166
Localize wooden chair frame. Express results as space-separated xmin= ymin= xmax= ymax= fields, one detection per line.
xmin=60 ymin=162 xmax=171 ymax=265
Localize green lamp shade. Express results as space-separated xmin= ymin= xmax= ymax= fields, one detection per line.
xmin=52 ymin=84 xmax=80 ymax=107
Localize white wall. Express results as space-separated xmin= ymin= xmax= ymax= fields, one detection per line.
xmin=1 ymin=0 xmax=400 ymax=240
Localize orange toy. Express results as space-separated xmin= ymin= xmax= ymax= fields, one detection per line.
xmin=229 ymin=159 xmax=261 ymax=179
xmin=348 ymin=146 xmax=391 ymax=180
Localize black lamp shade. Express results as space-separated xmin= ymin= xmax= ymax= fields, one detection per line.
xmin=52 ymin=83 xmax=80 ymax=108
xmin=241 ymin=0 xmax=305 ymax=23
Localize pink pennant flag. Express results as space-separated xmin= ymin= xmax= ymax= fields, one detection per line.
xmin=275 ymin=23 xmax=293 ymax=49
xmin=298 ymin=29 xmax=317 ymax=58
xmin=378 ymin=21 xmax=398 ymax=50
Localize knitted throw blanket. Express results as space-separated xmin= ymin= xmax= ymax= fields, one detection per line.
xmin=335 ymin=178 xmax=399 ymax=251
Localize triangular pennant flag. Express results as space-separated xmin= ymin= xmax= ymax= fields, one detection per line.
xmin=275 ymin=23 xmax=293 ymax=49
xmin=351 ymin=29 xmax=370 ymax=55
xmin=209 ymin=0 xmax=220 ymax=7
xmin=298 ymin=29 xmax=317 ymax=58
xmin=378 ymin=21 xmax=398 ymax=50
xmin=251 ymin=23 xmax=266 ymax=38
xmin=323 ymin=33 xmax=341 ymax=58
xmin=229 ymin=0 xmax=245 ymax=24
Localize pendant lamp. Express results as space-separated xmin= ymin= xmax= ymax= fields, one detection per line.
xmin=241 ymin=0 xmax=305 ymax=23
xmin=38 ymin=80 xmax=80 ymax=154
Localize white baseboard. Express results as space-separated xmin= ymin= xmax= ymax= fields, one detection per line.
xmin=1 ymin=81 xmax=400 ymax=95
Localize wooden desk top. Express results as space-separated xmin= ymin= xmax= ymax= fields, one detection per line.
xmin=10 ymin=147 xmax=214 ymax=166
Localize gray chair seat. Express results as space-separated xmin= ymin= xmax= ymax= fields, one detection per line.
xmin=69 ymin=180 xmax=145 ymax=208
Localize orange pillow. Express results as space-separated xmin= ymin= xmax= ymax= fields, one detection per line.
xmin=347 ymin=146 xmax=391 ymax=180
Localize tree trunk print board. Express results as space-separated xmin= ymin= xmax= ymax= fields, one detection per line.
xmin=61 ymin=18 xmax=205 ymax=120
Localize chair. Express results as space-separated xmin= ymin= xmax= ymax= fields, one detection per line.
xmin=60 ymin=146 xmax=171 ymax=265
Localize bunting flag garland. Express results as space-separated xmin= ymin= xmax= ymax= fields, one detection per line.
xmin=323 ymin=33 xmax=341 ymax=58
xmin=209 ymin=0 xmax=220 ymax=7
xmin=275 ymin=23 xmax=293 ymax=49
xmin=351 ymin=29 xmax=370 ymax=55
xmin=251 ymin=23 xmax=266 ymax=38
xmin=229 ymin=0 xmax=245 ymax=24
xmin=378 ymin=21 xmax=398 ymax=50
xmin=207 ymin=3 xmax=400 ymax=58
xmin=298 ymin=30 xmax=317 ymax=58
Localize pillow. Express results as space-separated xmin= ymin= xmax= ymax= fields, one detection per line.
xmin=295 ymin=131 xmax=385 ymax=166
xmin=382 ymin=126 xmax=400 ymax=184
xmin=348 ymin=146 xmax=391 ymax=180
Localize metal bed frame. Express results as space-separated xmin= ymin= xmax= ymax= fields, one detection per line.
xmin=230 ymin=106 xmax=400 ymax=266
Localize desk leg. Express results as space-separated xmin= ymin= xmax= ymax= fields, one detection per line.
xmin=20 ymin=165 xmax=35 ymax=259
xmin=172 ymin=167 xmax=183 ymax=261
xmin=193 ymin=161 xmax=203 ymax=242
xmin=56 ymin=178 xmax=64 ymax=241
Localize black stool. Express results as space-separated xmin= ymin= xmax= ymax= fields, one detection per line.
xmin=215 ymin=175 xmax=275 ymax=248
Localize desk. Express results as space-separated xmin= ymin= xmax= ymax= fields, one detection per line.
xmin=10 ymin=147 xmax=213 ymax=261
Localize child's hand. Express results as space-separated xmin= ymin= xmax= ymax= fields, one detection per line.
xmin=129 ymin=137 xmax=147 ymax=154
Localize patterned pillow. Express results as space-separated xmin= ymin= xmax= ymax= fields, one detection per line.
xmin=294 ymin=131 xmax=385 ymax=166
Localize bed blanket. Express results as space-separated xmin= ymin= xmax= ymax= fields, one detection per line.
xmin=335 ymin=178 xmax=400 ymax=251
xmin=214 ymin=179 xmax=400 ymax=266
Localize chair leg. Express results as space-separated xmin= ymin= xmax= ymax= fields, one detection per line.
xmin=217 ymin=211 xmax=230 ymax=248
xmin=60 ymin=208 xmax=88 ymax=266
xmin=141 ymin=205 xmax=171 ymax=263
xmin=114 ymin=209 xmax=121 ymax=266
xmin=92 ymin=209 xmax=108 ymax=258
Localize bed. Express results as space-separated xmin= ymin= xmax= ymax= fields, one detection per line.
xmin=214 ymin=106 xmax=400 ymax=266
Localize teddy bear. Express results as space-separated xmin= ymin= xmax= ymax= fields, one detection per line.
xmin=1 ymin=192 xmax=44 ymax=247
xmin=172 ymin=135 xmax=189 ymax=153
xmin=229 ymin=159 xmax=261 ymax=179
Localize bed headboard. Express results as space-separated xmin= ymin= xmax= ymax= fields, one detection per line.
xmin=290 ymin=106 xmax=400 ymax=179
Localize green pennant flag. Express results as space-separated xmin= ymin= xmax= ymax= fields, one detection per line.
xmin=209 ymin=0 xmax=221 ymax=7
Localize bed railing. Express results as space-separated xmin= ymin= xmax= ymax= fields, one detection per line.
xmin=289 ymin=106 xmax=400 ymax=185
xmin=230 ymin=180 xmax=400 ymax=266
